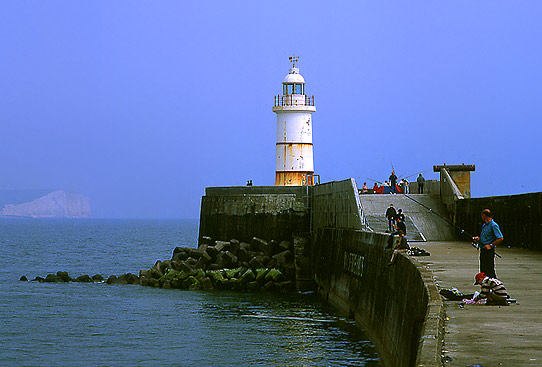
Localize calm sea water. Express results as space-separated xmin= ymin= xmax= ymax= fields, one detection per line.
xmin=0 ymin=218 xmax=380 ymax=366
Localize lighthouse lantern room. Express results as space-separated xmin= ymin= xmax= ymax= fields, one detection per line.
xmin=273 ymin=56 xmax=316 ymax=186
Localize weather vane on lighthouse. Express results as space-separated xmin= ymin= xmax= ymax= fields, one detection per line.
xmin=272 ymin=56 xmax=317 ymax=186
xmin=289 ymin=54 xmax=299 ymax=68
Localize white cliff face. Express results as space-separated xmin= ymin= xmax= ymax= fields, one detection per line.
xmin=1 ymin=190 xmax=90 ymax=218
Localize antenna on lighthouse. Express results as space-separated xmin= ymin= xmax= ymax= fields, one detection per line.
xmin=289 ymin=55 xmax=299 ymax=68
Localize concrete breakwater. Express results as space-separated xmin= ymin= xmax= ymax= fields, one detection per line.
xmin=23 ymin=236 xmax=297 ymax=292
xmin=198 ymin=179 xmax=443 ymax=367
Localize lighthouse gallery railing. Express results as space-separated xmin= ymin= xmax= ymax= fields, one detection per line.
xmin=274 ymin=95 xmax=315 ymax=107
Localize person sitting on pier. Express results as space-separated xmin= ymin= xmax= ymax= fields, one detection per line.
xmin=362 ymin=182 xmax=368 ymax=194
xmin=388 ymin=230 xmax=409 ymax=265
xmin=468 ymin=272 xmax=509 ymax=305
xmin=372 ymin=182 xmax=379 ymax=193
xmin=394 ymin=215 xmax=407 ymax=236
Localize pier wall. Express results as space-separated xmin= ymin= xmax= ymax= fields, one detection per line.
xmin=454 ymin=192 xmax=542 ymax=250
xmin=313 ymin=228 xmax=442 ymax=367
xmin=198 ymin=186 xmax=310 ymax=243
xmin=312 ymin=178 xmax=365 ymax=231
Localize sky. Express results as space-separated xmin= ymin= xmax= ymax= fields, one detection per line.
xmin=1 ymin=1 xmax=541 ymax=218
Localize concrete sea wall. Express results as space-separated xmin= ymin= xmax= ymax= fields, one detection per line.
xmin=312 ymin=228 xmax=442 ymax=367
xmin=454 ymin=192 xmax=542 ymax=250
xmin=199 ymin=186 xmax=310 ymax=242
xmin=312 ymin=178 xmax=365 ymax=231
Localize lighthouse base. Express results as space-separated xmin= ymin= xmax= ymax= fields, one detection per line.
xmin=275 ymin=171 xmax=314 ymax=186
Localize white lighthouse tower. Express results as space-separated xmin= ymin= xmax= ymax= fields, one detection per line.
xmin=273 ymin=56 xmax=316 ymax=186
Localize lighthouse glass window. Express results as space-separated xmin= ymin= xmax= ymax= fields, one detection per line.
xmin=284 ymin=84 xmax=304 ymax=95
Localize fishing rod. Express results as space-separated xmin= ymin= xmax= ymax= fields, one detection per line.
xmin=400 ymin=170 xmax=427 ymax=181
xmin=365 ymin=177 xmax=383 ymax=185
xmin=401 ymin=193 xmax=502 ymax=258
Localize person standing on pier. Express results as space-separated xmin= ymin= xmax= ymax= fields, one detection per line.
xmin=385 ymin=204 xmax=397 ymax=232
xmin=472 ymin=209 xmax=503 ymax=278
xmin=389 ymin=171 xmax=398 ymax=194
xmin=417 ymin=173 xmax=425 ymax=194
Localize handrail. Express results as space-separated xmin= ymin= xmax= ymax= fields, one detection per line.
xmin=274 ymin=95 xmax=315 ymax=107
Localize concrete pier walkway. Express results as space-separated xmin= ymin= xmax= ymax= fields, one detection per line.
xmin=415 ymin=241 xmax=542 ymax=366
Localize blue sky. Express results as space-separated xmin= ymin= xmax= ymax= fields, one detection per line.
xmin=1 ymin=1 xmax=540 ymax=218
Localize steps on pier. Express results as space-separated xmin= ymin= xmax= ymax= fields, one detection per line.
xmin=359 ymin=194 xmax=457 ymax=241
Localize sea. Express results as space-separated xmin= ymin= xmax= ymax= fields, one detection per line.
xmin=0 ymin=218 xmax=381 ymax=366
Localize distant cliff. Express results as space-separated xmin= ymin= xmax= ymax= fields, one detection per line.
xmin=1 ymin=190 xmax=90 ymax=218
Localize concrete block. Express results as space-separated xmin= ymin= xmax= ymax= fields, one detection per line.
xmin=207 ymin=263 xmax=221 ymax=271
xmin=172 ymin=246 xmax=188 ymax=258
xmin=185 ymin=257 xmax=197 ymax=266
xmin=277 ymin=240 xmax=291 ymax=252
xmin=255 ymin=268 xmax=269 ymax=283
xmin=74 ymin=274 xmax=92 ymax=283
xmin=251 ymin=237 xmax=268 ymax=252
xmin=56 ymin=271 xmax=71 ymax=282
xmin=223 ymin=267 xmax=242 ymax=279
xmin=266 ymin=258 xmax=277 ymax=269
xmin=215 ymin=253 xmax=229 ymax=268
xmin=187 ymin=248 xmax=204 ymax=260
xmin=158 ymin=260 xmax=171 ymax=274
xmin=149 ymin=266 xmax=163 ymax=279
xmin=199 ymin=236 xmax=213 ymax=246
xmin=272 ymin=250 xmax=294 ymax=267
xmin=267 ymin=239 xmax=279 ymax=253
xmin=223 ymin=251 xmax=238 ymax=267
xmin=229 ymin=239 xmax=241 ymax=254
xmin=206 ymin=245 xmax=219 ymax=259
xmin=183 ymin=276 xmax=198 ymax=289
xmin=91 ymin=274 xmax=104 ymax=282
xmin=45 ymin=274 xmax=62 ymax=283
xmin=215 ymin=241 xmax=230 ymax=253
xmin=173 ymin=250 xmax=189 ymax=262
xmin=195 ymin=257 xmax=208 ymax=270
xmin=240 ymin=242 xmax=251 ymax=251
xmin=199 ymin=277 xmax=214 ymax=290
xmin=240 ymin=269 xmax=256 ymax=284
xmin=265 ymin=269 xmax=286 ymax=283
xmin=180 ymin=261 xmax=195 ymax=274
xmin=249 ymin=257 xmax=264 ymax=270
xmin=170 ymin=260 xmax=182 ymax=271
xmin=237 ymin=247 xmax=249 ymax=263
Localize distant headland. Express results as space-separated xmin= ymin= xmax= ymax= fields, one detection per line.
xmin=0 ymin=190 xmax=90 ymax=218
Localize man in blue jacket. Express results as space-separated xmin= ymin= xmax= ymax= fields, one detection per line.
xmin=473 ymin=209 xmax=503 ymax=278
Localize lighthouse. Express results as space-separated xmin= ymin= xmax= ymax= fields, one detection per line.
xmin=273 ymin=56 xmax=316 ymax=186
